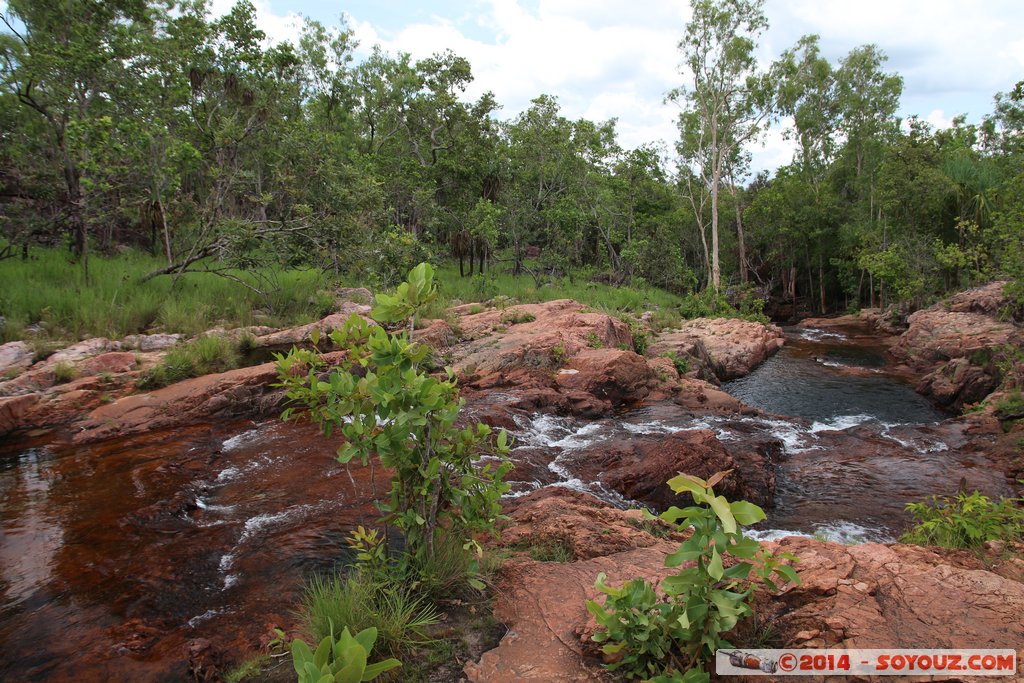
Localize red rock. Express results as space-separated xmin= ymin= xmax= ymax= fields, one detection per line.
xmin=78 ymin=351 xmax=137 ymax=376
xmin=0 ymin=393 xmax=40 ymax=435
xmin=47 ymin=337 xmax=117 ymax=364
xmin=649 ymin=318 xmax=784 ymax=380
xmin=554 ymin=348 xmax=654 ymax=407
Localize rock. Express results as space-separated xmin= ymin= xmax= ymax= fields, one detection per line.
xmin=947 ymin=280 xmax=1011 ymax=315
xmin=916 ymin=357 xmax=999 ymax=410
xmin=671 ymin=377 xmax=753 ymax=413
xmin=554 ymin=348 xmax=655 ymax=407
xmin=0 ymin=393 xmax=41 ymax=435
xmin=70 ymin=354 xmax=343 ymax=444
xmin=465 ymin=543 xmax=678 ymax=682
xmin=121 ymin=333 xmax=183 ymax=352
xmin=590 ymin=429 xmax=777 ymax=509
xmin=497 ymin=488 xmax=670 ymax=560
xmin=649 ymin=318 xmax=784 ymax=380
xmin=453 ymin=300 xmax=633 ymax=379
xmin=891 ymin=308 xmax=1018 ymax=368
xmin=416 ymin=319 xmax=458 ymax=349
xmin=47 ymin=337 xmax=118 ymax=365
xmin=859 ymin=307 xmax=908 ymax=335
xmin=78 ymin=351 xmax=138 ymax=376
xmin=254 ymin=313 xmax=368 ymax=348
xmin=0 ymin=341 xmax=34 ymax=375
xmin=765 ymin=537 xmax=1024 ymax=659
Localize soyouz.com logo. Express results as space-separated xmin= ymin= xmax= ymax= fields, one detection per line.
xmin=716 ymin=649 xmax=1018 ymax=676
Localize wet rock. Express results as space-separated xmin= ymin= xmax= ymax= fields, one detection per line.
xmin=0 ymin=340 xmax=33 ymax=375
xmin=649 ymin=318 xmax=784 ymax=380
xmin=671 ymin=377 xmax=753 ymax=413
xmin=591 ymin=429 xmax=777 ymax=510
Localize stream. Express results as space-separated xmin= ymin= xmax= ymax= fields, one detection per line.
xmin=0 ymin=323 xmax=1014 ymax=680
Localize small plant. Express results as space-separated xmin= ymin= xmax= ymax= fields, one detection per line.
xmin=467 ymin=304 xmax=484 ymax=315
xmin=660 ymin=351 xmax=690 ymax=375
xmin=526 ymin=539 xmax=575 ymax=563
xmin=291 ymin=624 xmax=402 ymax=683
xmin=587 ymin=472 xmax=799 ymax=682
xmin=994 ymin=390 xmax=1024 ymax=421
xmin=550 ymin=343 xmax=568 ymax=365
xmin=237 ymin=331 xmax=258 ymax=355
xmin=901 ymin=491 xmax=1024 ymax=549
xmin=649 ymin=308 xmax=682 ymax=332
xmin=585 ymin=331 xmax=604 ymax=349
xmin=53 ymin=361 xmax=77 ymax=383
xmin=138 ymin=334 xmax=240 ymax=389
xmin=618 ymin=314 xmax=649 ymax=355
xmin=501 ymin=309 xmax=536 ymax=325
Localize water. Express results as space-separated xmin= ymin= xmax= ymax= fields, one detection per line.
xmin=0 ymin=421 xmax=382 ymax=681
xmin=723 ymin=328 xmax=945 ymax=425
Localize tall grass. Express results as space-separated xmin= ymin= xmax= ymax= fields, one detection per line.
xmin=430 ymin=263 xmax=685 ymax=315
xmin=302 ymin=571 xmax=440 ymax=659
xmin=0 ymin=248 xmax=328 ymax=343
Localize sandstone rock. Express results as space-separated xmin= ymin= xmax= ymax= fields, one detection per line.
xmin=47 ymin=337 xmax=118 ymax=365
xmin=554 ymin=348 xmax=654 ymax=407
xmin=254 ymin=312 xmax=367 ymax=348
xmin=120 ymin=333 xmax=183 ymax=352
xmin=416 ymin=319 xmax=458 ymax=349
xmin=947 ymin=280 xmax=1011 ymax=315
xmin=70 ymin=357 xmax=306 ymax=444
xmin=649 ymin=318 xmax=784 ymax=380
xmin=0 ymin=341 xmax=34 ymax=375
xmin=0 ymin=393 xmax=41 ymax=435
xmin=497 ymin=488 xmax=670 ymax=560
xmin=672 ymin=377 xmax=753 ymax=413
xmin=916 ymin=357 xmax=999 ymax=410
xmin=78 ymin=351 xmax=138 ymax=376
xmin=334 ymin=286 xmax=373 ymax=306
xmin=891 ymin=308 xmax=1018 ymax=368
xmin=452 ymin=301 xmax=632 ymax=378
xmin=591 ymin=429 xmax=777 ymax=509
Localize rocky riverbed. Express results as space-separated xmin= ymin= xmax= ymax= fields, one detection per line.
xmin=1 ymin=283 xmax=1022 ymax=680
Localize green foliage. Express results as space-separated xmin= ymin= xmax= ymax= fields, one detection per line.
xmin=660 ymin=351 xmax=690 ymax=376
xmin=995 ymin=390 xmax=1024 ymax=421
xmin=371 ymin=262 xmax=438 ymax=338
xmin=500 ymin=309 xmax=536 ymax=325
xmin=291 ymin=624 xmax=402 ymax=683
xmin=901 ymin=491 xmax=1024 ymax=548
xmin=278 ymin=264 xmax=512 ymax=572
xmin=617 ymin=314 xmax=649 ymax=355
xmin=302 ymin=572 xmax=440 ymax=660
xmin=587 ymin=472 xmax=799 ymax=682
xmin=585 ymin=332 xmax=604 ymax=349
xmin=648 ymin=308 xmax=683 ymax=332
xmin=138 ymin=334 xmax=239 ymax=389
xmin=52 ymin=361 xmax=78 ymax=384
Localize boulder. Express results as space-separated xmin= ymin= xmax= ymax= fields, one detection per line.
xmin=947 ymin=280 xmax=1012 ymax=315
xmin=254 ymin=312 xmax=368 ymax=348
xmin=0 ymin=393 xmax=41 ymax=435
xmin=120 ymin=333 xmax=183 ymax=352
xmin=0 ymin=341 xmax=34 ymax=375
xmin=590 ymin=429 xmax=777 ymax=509
xmin=554 ymin=348 xmax=655 ymax=407
xmin=890 ymin=308 xmax=1018 ymax=368
xmin=649 ymin=318 xmax=784 ymax=380
xmin=47 ymin=337 xmax=119 ymax=364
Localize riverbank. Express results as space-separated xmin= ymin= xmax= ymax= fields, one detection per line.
xmin=0 ymin=282 xmax=1021 ymax=680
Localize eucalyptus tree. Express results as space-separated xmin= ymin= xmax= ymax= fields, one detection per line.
xmin=669 ymin=0 xmax=780 ymax=292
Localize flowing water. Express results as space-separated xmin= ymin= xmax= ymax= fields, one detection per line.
xmin=0 ymin=323 xmax=1013 ymax=679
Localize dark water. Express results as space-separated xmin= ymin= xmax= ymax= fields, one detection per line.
xmin=723 ymin=327 xmax=946 ymax=425
xmin=0 ymin=421 xmax=382 ymax=682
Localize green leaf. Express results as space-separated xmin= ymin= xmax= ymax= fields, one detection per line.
xmin=730 ymin=500 xmax=766 ymax=525
xmin=361 ymin=658 xmax=402 ymax=680
xmin=708 ymin=495 xmax=737 ymax=534
xmin=707 ymin=547 xmax=724 ymax=580
xmin=667 ymin=473 xmax=707 ymax=497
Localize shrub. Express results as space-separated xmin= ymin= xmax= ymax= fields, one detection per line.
xmin=660 ymin=351 xmax=690 ymax=375
xmin=587 ymin=472 xmax=799 ymax=682
xmin=901 ymin=491 xmax=1024 ymax=548
xmin=138 ymin=334 xmax=239 ymax=389
xmin=277 ymin=263 xmax=512 ymax=575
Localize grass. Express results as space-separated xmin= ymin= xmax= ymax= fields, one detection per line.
xmin=137 ymin=334 xmax=240 ymax=389
xmin=0 ymin=248 xmax=329 ymax=343
xmin=52 ymin=360 xmax=77 ymax=383
xmin=301 ymin=570 xmax=440 ymax=659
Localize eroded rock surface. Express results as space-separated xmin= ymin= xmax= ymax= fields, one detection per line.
xmin=649 ymin=318 xmax=784 ymax=381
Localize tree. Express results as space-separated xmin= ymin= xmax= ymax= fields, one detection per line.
xmin=670 ymin=0 xmax=779 ymax=292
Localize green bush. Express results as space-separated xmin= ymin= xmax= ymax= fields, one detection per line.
xmin=52 ymin=361 xmax=78 ymax=384
xmin=587 ymin=472 xmax=799 ymax=682
xmin=901 ymin=491 xmax=1024 ymax=548
xmin=660 ymin=351 xmax=690 ymax=375
xmin=277 ymin=264 xmax=512 ymax=575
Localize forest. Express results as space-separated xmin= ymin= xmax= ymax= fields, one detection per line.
xmin=1 ymin=0 xmax=1023 ymax=327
